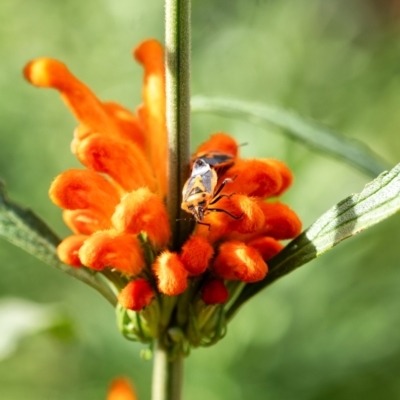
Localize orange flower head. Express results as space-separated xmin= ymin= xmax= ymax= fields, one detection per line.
xmin=107 ymin=377 xmax=137 ymax=400
xmin=118 ymin=279 xmax=155 ymax=311
xmin=27 ymin=39 xmax=302 ymax=350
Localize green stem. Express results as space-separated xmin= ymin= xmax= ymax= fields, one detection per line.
xmin=152 ymin=341 xmax=184 ymax=400
xmin=165 ymin=0 xmax=192 ymax=250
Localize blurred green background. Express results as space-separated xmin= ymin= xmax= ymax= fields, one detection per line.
xmin=1 ymin=0 xmax=400 ymax=399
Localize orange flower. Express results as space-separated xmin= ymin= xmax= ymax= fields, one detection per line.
xmin=25 ymin=39 xmax=302 ymax=349
xmin=107 ymin=377 xmax=137 ymax=400
xmin=118 ymin=279 xmax=155 ymax=311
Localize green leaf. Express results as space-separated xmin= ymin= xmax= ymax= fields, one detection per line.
xmin=0 ymin=179 xmax=117 ymax=306
xmin=227 ymin=162 xmax=400 ymax=319
xmin=191 ymin=96 xmax=389 ymax=177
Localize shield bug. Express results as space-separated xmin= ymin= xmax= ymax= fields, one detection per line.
xmin=190 ymin=150 xmax=235 ymax=171
xmin=181 ymin=158 xmax=243 ymax=227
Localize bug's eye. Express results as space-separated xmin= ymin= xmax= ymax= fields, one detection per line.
xmin=188 ymin=205 xmax=194 ymax=211
xmin=198 ymin=201 xmax=206 ymax=207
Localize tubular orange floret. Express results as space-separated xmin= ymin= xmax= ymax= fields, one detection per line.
xmin=223 ymin=194 xmax=265 ymax=234
xmin=219 ymin=159 xmax=282 ymax=198
xmin=195 ymin=132 xmax=239 ymax=157
xmin=103 ymin=102 xmax=146 ymax=151
xmin=49 ymin=169 xmax=120 ymax=215
xmin=56 ymin=234 xmax=87 ymax=267
xmin=79 ymin=230 xmax=145 ymax=275
xmin=213 ymin=241 xmax=268 ymax=283
xmin=76 ymin=133 xmax=156 ymax=193
xmin=112 ymin=188 xmax=171 ymax=248
xmin=152 ymin=251 xmax=188 ymax=296
xmin=63 ymin=209 xmax=112 ymax=235
xmin=195 ymin=195 xmax=264 ymax=242
xmin=195 ymin=214 xmax=229 ymax=244
xmin=262 ymin=159 xmax=293 ymax=196
xmin=202 ymin=279 xmax=229 ymax=305
xmin=118 ymin=279 xmax=155 ymax=311
xmin=247 ymin=236 xmax=284 ymax=261
xmin=180 ymin=235 xmax=214 ymax=276
xmin=259 ymin=201 xmax=302 ymax=240
xmin=134 ymin=39 xmax=167 ymax=196
xmin=107 ymin=377 xmax=137 ymax=400
xmin=23 ymin=58 xmax=124 ymax=138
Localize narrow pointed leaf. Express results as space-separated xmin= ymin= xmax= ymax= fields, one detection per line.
xmin=0 ymin=179 xmax=117 ymax=306
xmin=227 ymin=163 xmax=400 ymax=319
xmin=191 ymin=96 xmax=389 ymax=177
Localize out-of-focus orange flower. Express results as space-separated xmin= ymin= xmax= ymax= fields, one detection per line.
xmin=25 ymin=39 xmax=302 ymax=348
xmin=107 ymin=377 xmax=137 ymax=400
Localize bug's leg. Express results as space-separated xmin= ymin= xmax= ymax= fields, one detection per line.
xmin=197 ymin=220 xmax=211 ymax=231
xmin=207 ymin=208 xmax=244 ymax=220
xmin=212 ymin=175 xmax=238 ymax=198
xmin=209 ymin=192 xmax=235 ymax=205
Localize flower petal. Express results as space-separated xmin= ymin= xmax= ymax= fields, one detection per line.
xmin=194 ymin=132 xmax=239 ymax=157
xmin=79 ymin=230 xmax=145 ymax=275
xmin=134 ymin=39 xmax=167 ymax=196
xmin=259 ymin=201 xmax=302 ymax=240
xmin=213 ymin=241 xmax=268 ymax=282
xmin=112 ymin=188 xmax=171 ymax=248
xmin=218 ymin=159 xmax=283 ymax=198
xmin=24 ymin=58 xmax=125 ymax=138
xmin=118 ymin=279 xmax=155 ymax=311
xmin=63 ymin=209 xmax=112 ymax=235
xmin=107 ymin=377 xmax=137 ymax=400
xmin=76 ymin=133 xmax=156 ymax=192
xmin=247 ymin=236 xmax=284 ymax=261
xmin=152 ymin=251 xmax=188 ymax=296
xmin=49 ymin=169 xmax=120 ymax=216
xmin=180 ymin=235 xmax=214 ymax=275
xmin=57 ymin=235 xmax=87 ymax=267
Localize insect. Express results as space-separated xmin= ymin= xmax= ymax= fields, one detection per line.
xmin=181 ymin=158 xmax=243 ymax=227
xmin=190 ymin=150 xmax=235 ymax=171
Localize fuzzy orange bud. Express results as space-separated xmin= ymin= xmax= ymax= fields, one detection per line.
xmin=259 ymin=201 xmax=302 ymax=240
xmin=49 ymin=169 xmax=120 ymax=216
xmin=219 ymin=159 xmax=282 ymax=199
xmin=63 ymin=209 xmax=112 ymax=235
xmin=202 ymin=279 xmax=229 ymax=305
xmin=118 ymin=279 xmax=155 ymax=311
xmin=195 ymin=132 xmax=239 ymax=158
xmin=107 ymin=377 xmax=137 ymax=400
xmin=213 ymin=241 xmax=268 ymax=282
xmin=56 ymin=235 xmax=87 ymax=267
xmin=180 ymin=235 xmax=214 ymax=275
xmin=247 ymin=236 xmax=283 ymax=261
xmin=152 ymin=251 xmax=188 ymax=296
xmin=195 ymin=195 xmax=264 ymax=243
xmin=76 ymin=133 xmax=156 ymax=193
xmin=112 ymin=188 xmax=171 ymax=248
xmin=79 ymin=230 xmax=145 ymax=275
xmin=263 ymin=159 xmax=293 ymax=196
